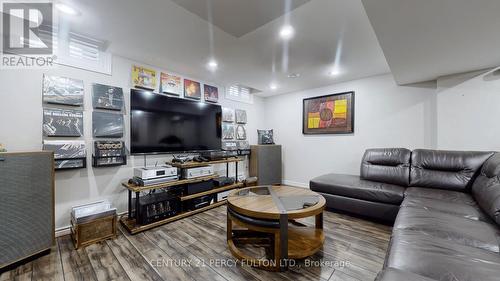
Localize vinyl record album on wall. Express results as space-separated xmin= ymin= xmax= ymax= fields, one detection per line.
xmin=160 ymin=72 xmax=182 ymax=96
xmin=43 ymin=108 xmax=84 ymax=137
xmin=222 ymin=123 xmax=235 ymax=139
xmin=235 ymin=109 xmax=247 ymax=124
xmin=92 ymin=83 xmax=124 ymax=111
xmin=43 ymin=140 xmax=87 ymax=160
xmin=303 ymin=91 xmax=354 ymax=134
xmin=222 ymin=107 xmax=235 ymax=122
xmin=184 ymin=79 xmax=201 ymax=100
xmin=132 ymin=65 xmax=157 ymax=90
xmin=42 ymin=74 xmax=84 ymax=106
xmin=235 ymin=125 xmax=246 ymax=140
xmin=92 ymin=111 xmax=124 ymax=138
xmin=204 ymin=84 xmax=218 ymax=103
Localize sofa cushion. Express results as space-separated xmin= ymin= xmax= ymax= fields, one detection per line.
xmin=360 ymin=148 xmax=411 ymax=186
xmin=404 ymin=187 xmax=476 ymax=205
xmin=376 ymin=268 xmax=436 ymax=281
xmin=310 ymin=173 xmax=405 ymax=204
xmin=386 ymin=230 xmax=500 ymax=281
xmin=472 ymin=152 xmax=500 ymax=225
xmin=401 ymin=197 xmax=488 ymax=222
xmin=394 ymin=207 xmax=500 ymax=252
xmin=410 ymin=149 xmax=494 ymax=191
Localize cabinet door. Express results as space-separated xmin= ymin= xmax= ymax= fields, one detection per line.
xmin=0 ymin=152 xmax=54 ymax=268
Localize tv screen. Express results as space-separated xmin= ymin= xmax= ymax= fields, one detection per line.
xmin=130 ymin=89 xmax=222 ymax=154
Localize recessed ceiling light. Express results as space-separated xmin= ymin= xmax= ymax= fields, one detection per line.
xmin=287 ymin=73 xmax=300 ymax=78
xmin=270 ymin=83 xmax=278 ymax=90
xmin=328 ymin=69 xmax=341 ymax=76
xmin=207 ymin=59 xmax=218 ymax=71
xmin=279 ymin=25 xmax=295 ymax=40
xmin=56 ymin=3 xmax=79 ymax=15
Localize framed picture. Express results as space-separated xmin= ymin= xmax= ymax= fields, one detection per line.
xmin=92 ymin=111 xmax=124 ymax=138
xmin=204 ymin=84 xmax=218 ymax=103
xmin=132 ymin=65 xmax=157 ymax=90
xmin=160 ymin=72 xmax=182 ymax=96
xmin=222 ymin=107 xmax=235 ymax=123
xmin=222 ymin=123 xmax=235 ymax=139
xmin=92 ymin=84 xmax=124 ymax=111
xmin=42 ymin=75 xmax=84 ymax=106
xmin=235 ymin=125 xmax=246 ymax=140
xmin=303 ymin=91 xmax=354 ymax=134
xmin=184 ymin=79 xmax=201 ymax=100
xmin=43 ymin=108 xmax=84 ymax=137
xmin=235 ymin=109 xmax=247 ymax=124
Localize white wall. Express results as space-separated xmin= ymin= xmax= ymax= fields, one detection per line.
xmin=0 ymin=56 xmax=265 ymax=230
xmin=263 ymin=74 xmax=437 ymax=187
xmin=436 ymin=68 xmax=500 ymax=151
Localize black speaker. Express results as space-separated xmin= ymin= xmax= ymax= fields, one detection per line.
xmin=0 ymin=152 xmax=54 ymax=269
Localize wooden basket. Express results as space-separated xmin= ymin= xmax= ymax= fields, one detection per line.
xmin=71 ymin=215 xmax=117 ymax=249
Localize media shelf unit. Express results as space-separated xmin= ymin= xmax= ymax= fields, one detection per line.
xmin=120 ymin=157 xmax=244 ymax=234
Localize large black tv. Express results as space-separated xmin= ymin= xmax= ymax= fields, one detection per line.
xmin=130 ymin=89 xmax=222 ymax=154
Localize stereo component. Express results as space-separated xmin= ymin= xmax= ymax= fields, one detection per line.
xmin=134 ymin=165 xmax=178 ymax=180
xmin=132 ymin=187 xmax=183 ymax=225
xmin=182 ymin=166 xmax=214 ymax=179
xmin=186 ymin=180 xmax=214 ymax=195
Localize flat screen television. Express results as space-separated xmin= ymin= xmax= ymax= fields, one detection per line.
xmin=130 ymin=89 xmax=222 ymax=154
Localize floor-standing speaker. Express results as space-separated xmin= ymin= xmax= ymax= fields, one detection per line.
xmin=0 ymin=151 xmax=55 ymax=269
xmin=250 ymin=145 xmax=282 ymax=185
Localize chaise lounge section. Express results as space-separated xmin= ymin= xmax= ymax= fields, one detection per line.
xmin=310 ymin=148 xmax=500 ymax=281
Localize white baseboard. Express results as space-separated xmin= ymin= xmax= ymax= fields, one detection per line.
xmin=282 ymin=180 xmax=309 ymax=189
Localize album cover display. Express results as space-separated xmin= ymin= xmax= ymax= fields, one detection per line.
xmin=94 ymin=141 xmax=125 ymax=157
xmin=92 ymin=112 xmax=124 ymax=138
xmin=160 ymin=72 xmax=182 ymax=96
xmin=235 ymin=109 xmax=247 ymax=124
xmin=222 ymin=123 xmax=235 ymax=139
xmin=222 ymin=141 xmax=238 ymax=151
xmin=204 ymin=84 xmax=218 ymax=103
xmin=92 ymin=84 xmax=124 ymax=111
xmin=42 ymin=75 xmax=84 ymax=106
xmin=43 ymin=108 xmax=84 ymax=137
xmin=132 ymin=65 xmax=157 ymax=90
xmin=222 ymin=107 xmax=235 ymax=122
xmin=55 ymin=159 xmax=86 ymax=170
xmin=43 ymin=140 xmax=87 ymax=159
xmin=237 ymin=141 xmax=250 ymax=150
xmin=184 ymin=79 xmax=201 ymax=100
xmin=235 ymin=125 xmax=247 ymax=140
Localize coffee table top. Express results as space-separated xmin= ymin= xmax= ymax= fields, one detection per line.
xmin=227 ymin=185 xmax=326 ymax=219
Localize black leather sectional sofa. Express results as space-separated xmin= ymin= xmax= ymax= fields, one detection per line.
xmin=310 ymin=148 xmax=500 ymax=281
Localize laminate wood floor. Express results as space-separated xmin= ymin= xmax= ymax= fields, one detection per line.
xmin=1 ymin=206 xmax=392 ymax=281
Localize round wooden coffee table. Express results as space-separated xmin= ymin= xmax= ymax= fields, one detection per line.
xmin=226 ymin=185 xmax=326 ymax=271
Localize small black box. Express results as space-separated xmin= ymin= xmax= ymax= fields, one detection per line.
xmin=186 ymin=180 xmax=214 ymax=195
xmin=186 ymin=194 xmax=214 ymax=210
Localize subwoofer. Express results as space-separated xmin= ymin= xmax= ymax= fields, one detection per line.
xmin=0 ymin=151 xmax=55 ymax=269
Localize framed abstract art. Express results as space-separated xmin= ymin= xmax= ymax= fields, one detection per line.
xmin=303 ymin=91 xmax=354 ymax=134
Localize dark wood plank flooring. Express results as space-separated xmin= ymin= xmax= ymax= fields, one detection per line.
xmin=1 ymin=206 xmax=391 ymax=281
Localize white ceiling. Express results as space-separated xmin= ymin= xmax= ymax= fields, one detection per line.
xmin=170 ymin=0 xmax=311 ymax=38
xmin=361 ymin=0 xmax=500 ymax=85
xmin=62 ymin=0 xmax=390 ymax=96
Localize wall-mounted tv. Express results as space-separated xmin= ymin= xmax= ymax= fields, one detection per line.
xmin=130 ymin=89 xmax=222 ymax=154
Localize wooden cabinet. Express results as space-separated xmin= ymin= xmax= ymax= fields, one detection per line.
xmin=250 ymin=145 xmax=282 ymax=185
